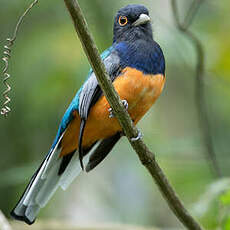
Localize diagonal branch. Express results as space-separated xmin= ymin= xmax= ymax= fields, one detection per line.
xmin=183 ymin=0 xmax=204 ymax=29
xmin=64 ymin=0 xmax=204 ymax=229
xmin=173 ymin=0 xmax=204 ymax=31
xmin=171 ymin=0 xmax=221 ymax=178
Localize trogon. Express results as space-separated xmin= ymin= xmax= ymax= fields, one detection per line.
xmin=11 ymin=4 xmax=165 ymax=224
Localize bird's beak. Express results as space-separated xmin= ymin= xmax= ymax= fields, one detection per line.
xmin=132 ymin=14 xmax=151 ymax=26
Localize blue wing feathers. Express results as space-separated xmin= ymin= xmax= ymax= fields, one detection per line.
xmin=85 ymin=46 xmax=114 ymax=78
xmin=51 ymin=47 xmax=114 ymax=149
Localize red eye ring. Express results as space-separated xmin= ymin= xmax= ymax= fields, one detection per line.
xmin=119 ymin=16 xmax=128 ymax=26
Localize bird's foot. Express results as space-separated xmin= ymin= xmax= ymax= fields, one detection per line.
xmin=108 ymin=100 xmax=128 ymax=118
xmin=131 ymin=129 xmax=143 ymax=142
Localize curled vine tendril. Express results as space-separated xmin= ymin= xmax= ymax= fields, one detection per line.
xmin=1 ymin=0 xmax=38 ymax=118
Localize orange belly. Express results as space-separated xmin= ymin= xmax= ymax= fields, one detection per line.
xmin=60 ymin=67 xmax=165 ymax=156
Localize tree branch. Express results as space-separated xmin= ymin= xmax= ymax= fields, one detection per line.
xmin=171 ymin=0 xmax=221 ymax=178
xmin=183 ymin=0 xmax=204 ymax=30
xmin=63 ymin=0 xmax=204 ymax=229
xmin=173 ymin=0 xmax=204 ymax=31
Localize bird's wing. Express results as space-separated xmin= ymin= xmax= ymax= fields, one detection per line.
xmin=50 ymin=46 xmax=119 ymax=150
xmin=77 ymin=47 xmax=121 ymax=166
xmin=78 ymin=47 xmax=120 ymax=118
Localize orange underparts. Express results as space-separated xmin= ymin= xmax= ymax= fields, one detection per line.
xmin=60 ymin=67 xmax=165 ymax=157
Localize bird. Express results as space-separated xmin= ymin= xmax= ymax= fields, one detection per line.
xmin=11 ymin=4 xmax=165 ymax=225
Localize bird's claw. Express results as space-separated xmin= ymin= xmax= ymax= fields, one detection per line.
xmin=108 ymin=107 xmax=114 ymax=118
xmin=131 ymin=129 xmax=143 ymax=142
xmin=121 ymin=99 xmax=129 ymax=110
xmin=108 ymin=100 xmax=128 ymax=118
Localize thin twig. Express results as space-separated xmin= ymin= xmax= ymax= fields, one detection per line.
xmin=171 ymin=0 xmax=221 ymax=177
xmin=1 ymin=0 xmax=38 ymax=117
xmin=183 ymin=0 xmax=204 ymax=29
xmin=63 ymin=0 xmax=204 ymax=229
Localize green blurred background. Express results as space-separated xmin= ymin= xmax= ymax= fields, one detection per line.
xmin=0 ymin=0 xmax=230 ymax=229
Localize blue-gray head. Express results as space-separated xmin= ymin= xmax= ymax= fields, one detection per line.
xmin=113 ymin=4 xmax=153 ymax=43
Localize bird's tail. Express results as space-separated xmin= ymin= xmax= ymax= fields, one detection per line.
xmin=11 ymin=134 xmax=83 ymax=225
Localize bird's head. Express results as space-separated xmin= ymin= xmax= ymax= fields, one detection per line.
xmin=113 ymin=4 xmax=153 ymax=43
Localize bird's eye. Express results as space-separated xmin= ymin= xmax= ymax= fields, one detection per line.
xmin=118 ymin=16 xmax=128 ymax=26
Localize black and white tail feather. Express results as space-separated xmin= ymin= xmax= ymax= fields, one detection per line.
xmin=11 ymin=132 xmax=85 ymax=225
xmin=11 ymin=132 xmax=121 ymax=225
